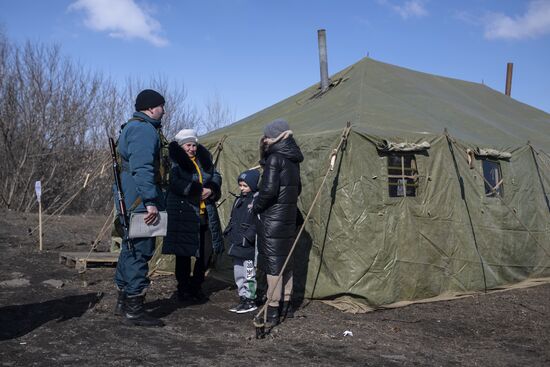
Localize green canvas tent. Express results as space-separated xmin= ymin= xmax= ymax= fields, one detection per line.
xmin=160 ymin=57 xmax=550 ymax=310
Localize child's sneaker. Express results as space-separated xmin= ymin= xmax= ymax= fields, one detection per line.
xmin=229 ymin=297 xmax=246 ymax=313
xmin=236 ymin=298 xmax=258 ymax=314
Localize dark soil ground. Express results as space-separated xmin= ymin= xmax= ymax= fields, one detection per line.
xmin=0 ymin=210 xmax=549 ymax=366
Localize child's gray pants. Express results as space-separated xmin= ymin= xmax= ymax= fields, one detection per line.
xmin=233 ymin=258 xmax=257 ymax=300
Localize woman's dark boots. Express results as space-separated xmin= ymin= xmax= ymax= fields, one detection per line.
xmin=113 ymin=290 xmax=126 ymax=316
xmin=124 ymin=295 xmax=164 ymax=327
xmin=281 ymin=301 xmax=295 ymax=320
xmin=265 ymin=305 xmax=280 ymax=327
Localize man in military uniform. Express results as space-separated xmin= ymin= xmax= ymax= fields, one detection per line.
xmin=113 ymin=89 xmax=168 ymax=327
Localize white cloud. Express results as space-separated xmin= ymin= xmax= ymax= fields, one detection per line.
xmin=452 ymin=10 xmax=479 ymax=26
xmin=69 ymin=0 xmax=168 ymax=47
xmin=484 ymin=0 xmax=550 ymax=40
xmin=378 ymin=0 xmax=429 ymax=20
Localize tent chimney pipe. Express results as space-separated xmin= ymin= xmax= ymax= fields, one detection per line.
xmin=505 ymin=62 xmax=513 ymax=96
xmin=317 ymin=29 xmax=330 ymax=92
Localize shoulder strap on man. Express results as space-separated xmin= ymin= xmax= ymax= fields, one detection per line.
xmin=157 ymin=129 xmax=170 ymax=188
xmin=119 ymin=115 xmax=146 ymax=133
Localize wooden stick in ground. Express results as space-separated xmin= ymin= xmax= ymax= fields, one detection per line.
xmin=38 ymin=199 xmax=43 ymax=251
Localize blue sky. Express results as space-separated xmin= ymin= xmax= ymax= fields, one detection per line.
xmin=1 ymin=0 xmax=550 ymax=120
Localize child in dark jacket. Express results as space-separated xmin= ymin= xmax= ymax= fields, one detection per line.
xmin=224 ymin=169 xmax=261 ymax=313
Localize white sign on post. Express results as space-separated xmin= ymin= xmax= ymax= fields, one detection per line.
xmin=35 ymin=181 xmax=42 ymax=202
xmin=35 ymin=180 xmax=43 ymax=251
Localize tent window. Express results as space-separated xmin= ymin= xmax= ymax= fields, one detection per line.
xmin=482 ymin=159 xmax=503 ymax=197
xmin=387 ymin=154 xmax=417 ymax=197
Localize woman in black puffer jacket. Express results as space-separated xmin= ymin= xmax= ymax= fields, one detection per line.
xmin=252 ymin=118 xmax=303 ymax=325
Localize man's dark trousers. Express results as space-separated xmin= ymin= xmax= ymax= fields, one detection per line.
xmin=115 ymin=237 xmax=156 ymax=295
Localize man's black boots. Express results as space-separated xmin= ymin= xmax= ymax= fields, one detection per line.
xmin=114 ymin=291 xmax=126 ymax=316
xmin=124 ymin=295 xmax=164 ymax=327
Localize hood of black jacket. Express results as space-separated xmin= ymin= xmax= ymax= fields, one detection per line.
xmin=266 ymin=136 xmax=304 ymax=163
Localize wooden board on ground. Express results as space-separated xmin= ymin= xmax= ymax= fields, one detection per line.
xmin=59 ymin=251 xmax=119 ymax=271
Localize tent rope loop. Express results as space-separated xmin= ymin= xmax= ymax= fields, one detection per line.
xmin=466 ymin=149 xmax=475 ymax=169
xmin=329 ymin=122 xmax=352 ymax=171
xmin=212 ymin=135 xmax=228 ymax=167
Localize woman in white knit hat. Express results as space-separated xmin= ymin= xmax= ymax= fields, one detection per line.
xmin=162 ymin=128 xmax=224 ymax=302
